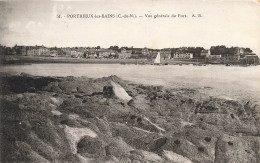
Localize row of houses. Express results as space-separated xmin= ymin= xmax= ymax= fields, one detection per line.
xmin=201 ymin=48 xmax=259 ymax=64
xmin=11 ymin=45 xmax=51 ymax=56
xmin=131 ymin=48 xmax=194 ymax=59
xmin=0 ymin=45 xmax=198 ymax=59
xmin=27 ymin=46 xmax=49 ymax=56
xmin=1 ymin=45 xmax=257 ymax=62
xmin=62 ymin=47 xmax=119 ymax=58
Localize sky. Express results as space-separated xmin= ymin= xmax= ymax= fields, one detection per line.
xmin=0 ymin=0 xmax=260 ymax=54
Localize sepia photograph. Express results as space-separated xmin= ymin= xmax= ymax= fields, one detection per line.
xmin=0 ymin=0 xmax=260 ymax=162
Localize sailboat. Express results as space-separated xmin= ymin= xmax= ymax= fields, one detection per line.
xmin=154 ymin=52 xmax=161 ymax=65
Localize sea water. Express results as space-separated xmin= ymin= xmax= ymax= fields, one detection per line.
xmin=1 ymin=64 xmax=260 ymax=102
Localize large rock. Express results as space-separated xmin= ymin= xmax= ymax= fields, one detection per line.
xmin=215 ymin=134 xmax=259 ymax=163
xmin=159 ymin=135 xmax=214 ymax=163
xmin=162 ymin=150 xmax=193 ymax=163
xmin=105 ymin=137 xmax=133 ymax=157
xmin=111 ymin=81 xmax=132 ymax=102
xmin=77 ymin=136 xmax=106 ymax=157
xmin=63 ymin=125 xmax=97 ymax=154
xmin=141 ymin=150 xmax=163 ymax=162
xmin=95 ymin=117 xmax=112 ymax=137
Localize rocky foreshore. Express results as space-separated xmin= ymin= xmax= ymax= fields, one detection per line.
xmin=1 ymin=73 xmax=260 ymax=163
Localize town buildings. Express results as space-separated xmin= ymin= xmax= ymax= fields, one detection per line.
xmin=201 ymin=50 xmax=210 ymax=58
xmin=224 ymin=47 xmax=244 ymax=61
xmin=27 ymin=46 xmax=49 ymax=56
xmin=161 ymin=48 xmax=171 ymax=59
xmin=118 ymin=52 xmax=131 ymax=59
xmin=0 ymin=44 xmax=6 ymax=55
xmin=13 ymin=45 xmax=27 ymax=56
xmin=131 ymin=48 xmax=142 ymax=58
xmin=0 ymin=44 xmax=258 ymax=65
xmin=243 ymin=55 xmax=259 ymax=64
xmin=99 ymin=48 xmax=110 ymax=58
xmin=142 ymin=47 xmax=149 ymax=56
xmin=149 ymin=50 xmax=159 ymax=58
xmin=117 ymin=47 xmax=131 ymax=59
xmin=44 ymin=50 xmax=58 ymax=57
xmin=173 ymin=53 xmax=193 ymax=59
xmin=208 ymin=55 xmax=222 ymax=61
xmin=236 ymin=47 xmax=244 ymax=55
xmin=207 ymin=47 xmax=258 ymax=64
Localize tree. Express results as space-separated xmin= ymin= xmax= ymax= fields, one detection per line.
xmin=185 ymin=47 xmax=204 ymax=58
xmin=210 ymin=45 xmax=228 ymax=56
xmin=170 ymin=48 xmax=177 ymax=58
xmin=244 ymin=48 xmax=252 ymax=53
xmin=227 ymin=47 xmax=236 ymax=55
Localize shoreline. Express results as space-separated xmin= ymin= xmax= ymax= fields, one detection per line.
xmin=2 ymin=55 xmax=258 ymax=67
xmin=1 ymin=55 xmax=249 ymax=66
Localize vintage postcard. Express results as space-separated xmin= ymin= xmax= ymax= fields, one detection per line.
xmin=0 ymin=0 xmax=260 ymax=162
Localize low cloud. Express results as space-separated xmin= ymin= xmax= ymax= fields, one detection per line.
xmin=25 ymin=21 xmax=35 ymax=29
xmin=8 ymin=21 xmax=22 ymax=31
xmin=25 ymin=21 xmax=44 ymax=29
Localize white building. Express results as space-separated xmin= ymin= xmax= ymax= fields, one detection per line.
xmin=209 ymin=55 xmax=221 ymax=60
xmin=201 ymin=50 xmax=210 ymax=58
xmin=27 ymin=46 xmax=49 ymax=56
xmin=173 ymin=53 xmax=193 ymax=59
